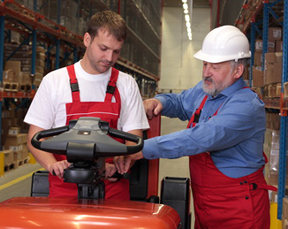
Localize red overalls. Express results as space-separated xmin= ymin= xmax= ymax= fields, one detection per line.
xmin=187 ymin=95 xmax=277 ymax=229
xmin=48 ymin=65 xmax=130 ymax=200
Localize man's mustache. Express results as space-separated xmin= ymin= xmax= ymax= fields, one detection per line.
xmin=203 ymin=77 xmax=213 ymax=83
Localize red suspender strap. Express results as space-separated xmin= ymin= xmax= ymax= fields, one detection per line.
xmin=66 ymin=65 xmax=80 ymax=102
xmin=105 ymin=68 xmax=119 ymax=102
xmin=186 ymin=95 xmax=208 ymax=128
xmin=187 ymin=87 xmax=250 ymax=128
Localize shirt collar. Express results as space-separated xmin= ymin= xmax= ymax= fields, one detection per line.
xmin=208 ymin=78 xmax=247 ymax=100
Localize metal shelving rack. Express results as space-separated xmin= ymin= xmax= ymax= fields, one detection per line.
xmin=239 ymin=0 xmax=287 ymax=220
xmin=279 ymin=0 xmax=288 ymax=219
xmin=0 ymin=0 xmax=162 ymax=146
xmin=246 ymin=0 xmax=287 ymax=219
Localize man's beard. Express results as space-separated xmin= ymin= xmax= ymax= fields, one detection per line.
xmin=202 ymin=77 xmax=218 ymax=96
xmin=202 ymin=76 xmax=232 ymax=97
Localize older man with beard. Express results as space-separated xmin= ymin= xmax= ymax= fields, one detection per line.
xmin=115 ymin=25 xmax=276 ymax=229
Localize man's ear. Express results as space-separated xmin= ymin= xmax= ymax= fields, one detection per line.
xmin=234 ymin=64 xmax=244 ymax=79
xmin=83 ymin=33 xmax=91 ymax=47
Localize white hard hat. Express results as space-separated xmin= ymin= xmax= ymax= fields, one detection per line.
xmin=194 ymin=25 xmax=251 ymax=63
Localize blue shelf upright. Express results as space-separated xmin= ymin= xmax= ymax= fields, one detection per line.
xmin=278 ymin=0 xmax=288 ymax=220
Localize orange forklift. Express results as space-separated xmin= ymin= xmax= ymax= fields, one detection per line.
xmin=0 ymin=116 xmax=191 ymax=228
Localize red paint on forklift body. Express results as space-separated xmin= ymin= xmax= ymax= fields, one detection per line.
xmin=0 ymin=197 xmax=180 ymax=228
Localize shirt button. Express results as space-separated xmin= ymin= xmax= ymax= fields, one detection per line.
xmin=245 ymin=196 xmax=249 ymax=200
xmin=240 ymin=182 xmax=243 ymax=185
xmin=244 ymin=180 xmax=247 ymax=184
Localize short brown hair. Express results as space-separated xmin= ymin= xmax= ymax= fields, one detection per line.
xmin=85 ymin=10 xmax=127 ymax=42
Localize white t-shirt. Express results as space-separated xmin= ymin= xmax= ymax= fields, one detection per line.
xmin=24 ymin=60 xmax=149 ymax=132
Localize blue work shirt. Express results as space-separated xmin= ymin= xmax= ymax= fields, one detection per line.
xmin=143 ymin=78 xmax=266 ymax=178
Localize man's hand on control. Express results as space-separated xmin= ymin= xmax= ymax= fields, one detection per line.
xmin=114 ymin=152 xmax=144 ymax=174
xmin=48 ymin=160 xmax=70 ymax=179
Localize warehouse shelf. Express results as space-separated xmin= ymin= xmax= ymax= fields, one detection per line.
xmin=0 ymin=0 xmax=161 ymax=82
xmin=0 ymin=1 xmax=84 ymax=47
xmin=244 ymin=0 xmax=287 ymax=220
xmin=0 ymin=90 xmax=35 ymax=101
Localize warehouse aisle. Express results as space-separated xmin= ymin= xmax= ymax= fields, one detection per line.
xmin=0 ymin=116 xmax=192 ymax=227
xmin=0 ymin=163 xmax=42 ymax=202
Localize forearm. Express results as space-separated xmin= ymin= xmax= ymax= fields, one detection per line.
xmin=27 ymin=124 xmax=57 ymax=172
xmin=125 ymin=129 xmax=143 ymax=168
xmin=27 ymin=139 xmax=57 ymax=172
xmin=155 ymin=93 xmax=189 ymax=121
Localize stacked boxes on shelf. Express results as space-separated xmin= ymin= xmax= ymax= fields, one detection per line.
xmin=0 ymin=107 xmax=30 ymax=176
xmin=264 ymin=52 xmax=282 ymax=86
xmin=264 ymin=126 xmax=281 ymax=187
xmin=1 ymin=106 xmax=18 ymax=147
xmin=252 ymin=39 xmax=264 ymax=87
xmin=264 ymin=112 xmax=288 ymax=204
xmin=3 ymin=44 xmax=45 ymax=89
xmin=253 ymin=27 xmax=282 ymax=88
xmin=4 ymin=127 xmax=29 ymax=168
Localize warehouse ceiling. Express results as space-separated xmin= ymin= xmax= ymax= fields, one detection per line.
xmin=164 ymin=0 xmax=210 ymax=8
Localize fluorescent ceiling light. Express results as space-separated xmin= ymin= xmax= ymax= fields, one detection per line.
xmin=183 ymin=3 xmax=188 ymax=10
xmin=183 ymin=0 xmax=193 ymax=41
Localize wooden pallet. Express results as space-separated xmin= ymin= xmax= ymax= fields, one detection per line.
xmin=15 ymin=157 xmax=30 ymax=169
xmin=3 ymin=82 xmax=19 ymax=92
xmin=19 ymin=84 xmax=32 ymax=92
xmin=3 ymin=163 xmax=15 ymax=174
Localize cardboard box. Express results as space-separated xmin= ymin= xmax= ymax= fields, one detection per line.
xmin=269 ymin=27 xmax=282 ymax=41
xmin=254 ymin=52 xmax=262 ymax=66
xmin=252 ymin=67 xmax=264 ymax=87
xmin=255 ymin=39 xmax=263 ymax=53
xmin=20 ymin=72 xmax=32 ymax=85
xmin=4 ymin=60 xmax=21 ymax=72
xmin=275 ymin=52 xmax=283 ymax=63
xmin=13 ymin=148 xmax=23 ymax=161
xmin=22 ymin=144 xmax=29 ymax=159
xmin=264 ymin=63 xmax=274 ymax=85
xmin=273 ymin=62 xmax=283 ymax=83
xmin=276 ymin=40 xmax=283 ymax=52
xmin=0 ymin=150 xmax=14 ymax=165
xmin=265 ymin=52 xmax=275 ymax=64
xmin=5 ymin=134 xmax=28 ymax=150
xmin=8 ymin=127 xmax=21 ymax=136
xmin=2 ymin=69 xmax=14 ymax=82
xmin=1 ymin=117 xmax=17 ymax=147
xmin=268 ymin=40 xmax=275 ymax=52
